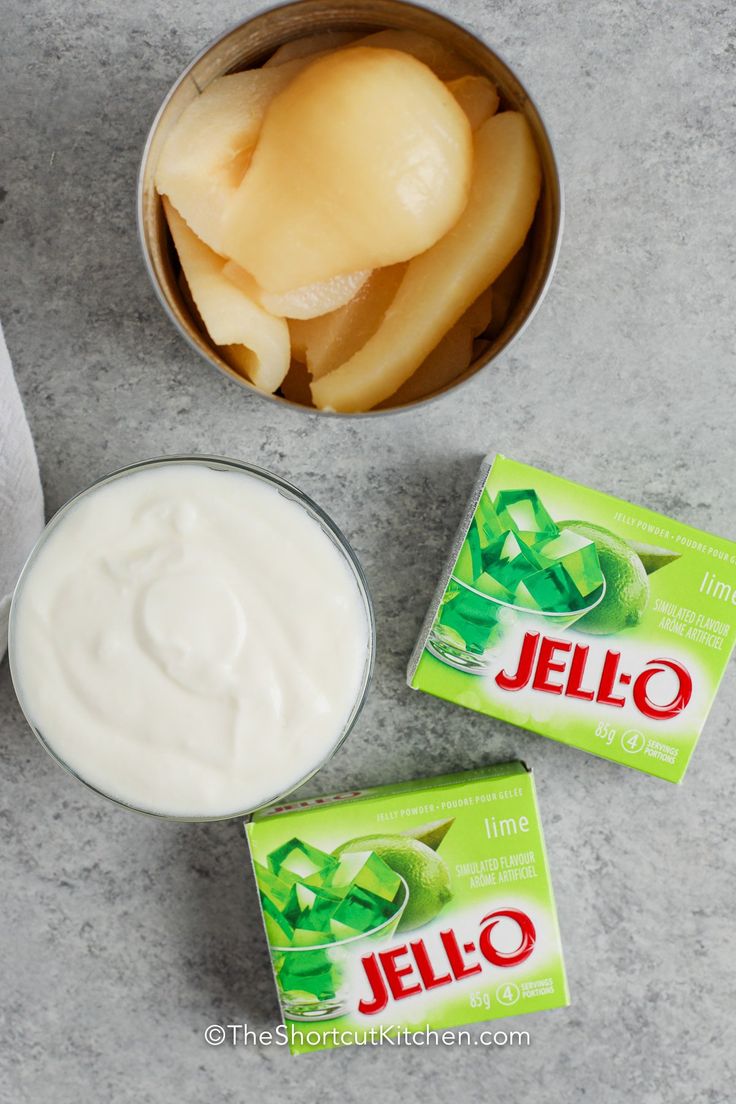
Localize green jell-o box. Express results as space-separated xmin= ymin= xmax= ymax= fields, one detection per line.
xmin=408 ymin=454 xmax=736 ymax=783
xmin=246 ymin=762 xmax=568 ymax=1054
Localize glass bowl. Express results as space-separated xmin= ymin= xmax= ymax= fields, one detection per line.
xmin=428 ymin=573 xmax=607 ymax=673
xmin=268 ymin=875 xmax=409 ymax=1020
xmin=8 ymin=455 xmax=376 ymax=821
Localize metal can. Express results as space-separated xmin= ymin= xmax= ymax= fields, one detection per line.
xmin=138 ymin=0 xmax=563 ymax=415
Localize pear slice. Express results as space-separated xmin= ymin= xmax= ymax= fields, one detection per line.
xmin=263 ymin=30 xmax=360 ymax=66
xmin=447 ymin=75 xmax=499 ymax=130
xmin=289 ymin=264 xmax=406 ymax=380
xmin=384 ymin=288 xmax=493 ymax=406
xmin=222 ymin=47 xmax=472 ymax=292
xmin=223 ymin=261 xmax=370 ymax=320
xmin=351 ymin=29 xmax=476 ymax=79
xmin=155 ymin=61 xmax=306 ymax=254
xmin=179 ymin=269 xmax=264 ymax=384
xmin=311 ymin=112 xmax=541 ymax=412
xmin=163 ymin=198 xmax=289 ymax=393
xmin=218 ymin=343 xmax=269 ymax=385
xmin=180 ymin=268 xmax=260 ymax=380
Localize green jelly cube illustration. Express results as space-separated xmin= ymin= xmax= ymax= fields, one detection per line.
xmin=494 ymin=488 xmax=558 ymax=546
xmin=475 ymin=489 xmax=505 ymax=542
xmin=516 ymin=562 xmax=582 ymax=612
xmin=433 ymin=486 xmax=585 ymax=670
xmin=454 ymin=522 xmax=483 ymax=583
xmin=261 ymin=893 xmax=295 ymax=946
xmin=283 ymin=882 xmax=340 ymax=932
xmin=291 ymin=927 xmax=335 ymax=947
xmin=263 ymin=911 xmax=293 ymax=946
xmin=330 ymin=885 xmax=394 ymax=933
xmin=254 ymin=862 xmax=293 ymax=911
xmin=327 ymin=850 xmax=402 ymax=903
xmin=267 ymin=837 xmax=338 ymax=886
xmin=472 ymin=571 xmax=515 ymax=602
xmin=536 ymin=529 xmax=604 ymax=600
xmin=483 ymin=530 xmax=542 ymax=591
xmin=257 ymin=860 xmax=299 ymax=946
xmin=277 ymin=948 xmax=336 ymax=1000
xmin=247 ymin=762 xmax=567 ymax=1054
xmin=435 ymin=580 xmax=509 ymax=658
xmin=329 ymin=916 xmax=364 ymax=941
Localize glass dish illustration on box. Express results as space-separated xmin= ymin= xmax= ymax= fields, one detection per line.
xmin=256 ymin=838 xmax=408 ymax=1021
xmin=429 ymin=487 xmax=606 ymax=672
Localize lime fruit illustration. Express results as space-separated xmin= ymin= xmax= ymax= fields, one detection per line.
xmin=333 ymin=835 xmax=452 ymax=931
xmin=560 ymin=520 xmax=649 ymax=634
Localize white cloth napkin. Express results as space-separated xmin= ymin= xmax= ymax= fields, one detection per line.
xmin=0 ymin=324 xmax=44 ymax=657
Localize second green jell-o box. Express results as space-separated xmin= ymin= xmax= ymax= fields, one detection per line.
xmin=247 ymin=762 xmax=567 ymax=1054
xmin=408 ymin=455 xmax=736 ymax=783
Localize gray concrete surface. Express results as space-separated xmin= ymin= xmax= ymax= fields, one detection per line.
xmin=1 ymin=0 xmax=735 ymax=1101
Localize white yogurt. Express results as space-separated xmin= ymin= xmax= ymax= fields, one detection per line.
xmin=10 ymin=462 xmax=371 ymax=817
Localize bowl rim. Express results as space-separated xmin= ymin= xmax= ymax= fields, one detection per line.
xmin=136 ymin=0 xmax=564 ymax=418
xmin=8 ymin=453 xmax=377 ymax=822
